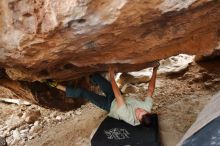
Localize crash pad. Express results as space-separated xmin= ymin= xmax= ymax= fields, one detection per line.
xmin=91 ymin=114 xmax=160 ymax=146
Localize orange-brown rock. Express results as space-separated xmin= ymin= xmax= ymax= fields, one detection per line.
xmin=0 ymin=0 xmax=220 ymax=81
xmin=0 ymin=0 xmax=220 ymax=109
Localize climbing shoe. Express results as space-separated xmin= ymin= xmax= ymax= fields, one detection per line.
xmin=45 ymin=79 xmax=58 ymax=88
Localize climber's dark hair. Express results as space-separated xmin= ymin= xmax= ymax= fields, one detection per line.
xmin=141 ymin=114 xmax=152 ymax=127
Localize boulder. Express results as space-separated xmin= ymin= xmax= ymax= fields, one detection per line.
xmin=0 ymin=0 xmax=219 ymax=81
xmin=0 ymin=0 xmax=220 ymax=109
xmin=121 ymin=84 xmax=139 ymax=94
xmin=22 ymin=110 xmax=41 ymax=124
xmin=12 ymin=129 xmax=21 ymax=141
xmin=118 ymin=73 xmax=150 ymax=88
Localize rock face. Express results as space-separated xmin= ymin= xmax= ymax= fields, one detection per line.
xmin=0 ymin=0 xmax=220 ymax=109
xmin=0 ymin=0 xmax=220 ymax=81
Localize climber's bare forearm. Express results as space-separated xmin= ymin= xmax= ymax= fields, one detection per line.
xmin=147 ymin=67 xmax=158 ymax=97
xmin=56 ymin=84 xmax=66 ymax=91
xmin=109 ymin=68 xmax=124 ymax=107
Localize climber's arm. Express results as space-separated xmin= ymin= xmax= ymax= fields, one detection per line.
xmin=147 ymin=62 xmax=159 ymax=97
xmin=109 ymin=67 xmax=125 ymax=107
xmin=56 ymin=84 xmax=66 ymax=91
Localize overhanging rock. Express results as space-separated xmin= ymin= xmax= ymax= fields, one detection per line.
xmin=0 ymin=0 xmax=220 ymax=81
xmin=0 ymin=0 xmax=220 ymax=109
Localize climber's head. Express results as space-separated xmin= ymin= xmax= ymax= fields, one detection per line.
xmin=135 ymin=108 xmax=152 ymax=126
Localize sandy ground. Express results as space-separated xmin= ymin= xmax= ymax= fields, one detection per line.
xmin=0 ymin=56 xmax=220 ymax=146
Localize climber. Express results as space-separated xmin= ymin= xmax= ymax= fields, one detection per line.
xmin=47 ymin=61 xmax=159 ymax=126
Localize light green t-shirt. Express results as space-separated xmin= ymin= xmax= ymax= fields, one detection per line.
xmin=108 ymin=96 xmax=153 ymax=126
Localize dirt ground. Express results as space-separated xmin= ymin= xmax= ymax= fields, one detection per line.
xmin=0 ymin=56 xmax=220 ymax=146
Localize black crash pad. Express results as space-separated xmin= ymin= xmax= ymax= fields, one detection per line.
xmin=91 ymin=114 xmax=160 ymax=146
xmin=182 ymin=116 xmax=220 ymax=146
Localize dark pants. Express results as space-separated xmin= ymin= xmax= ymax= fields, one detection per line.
xmin=66 ymin=73 xmax=115 ymax=111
